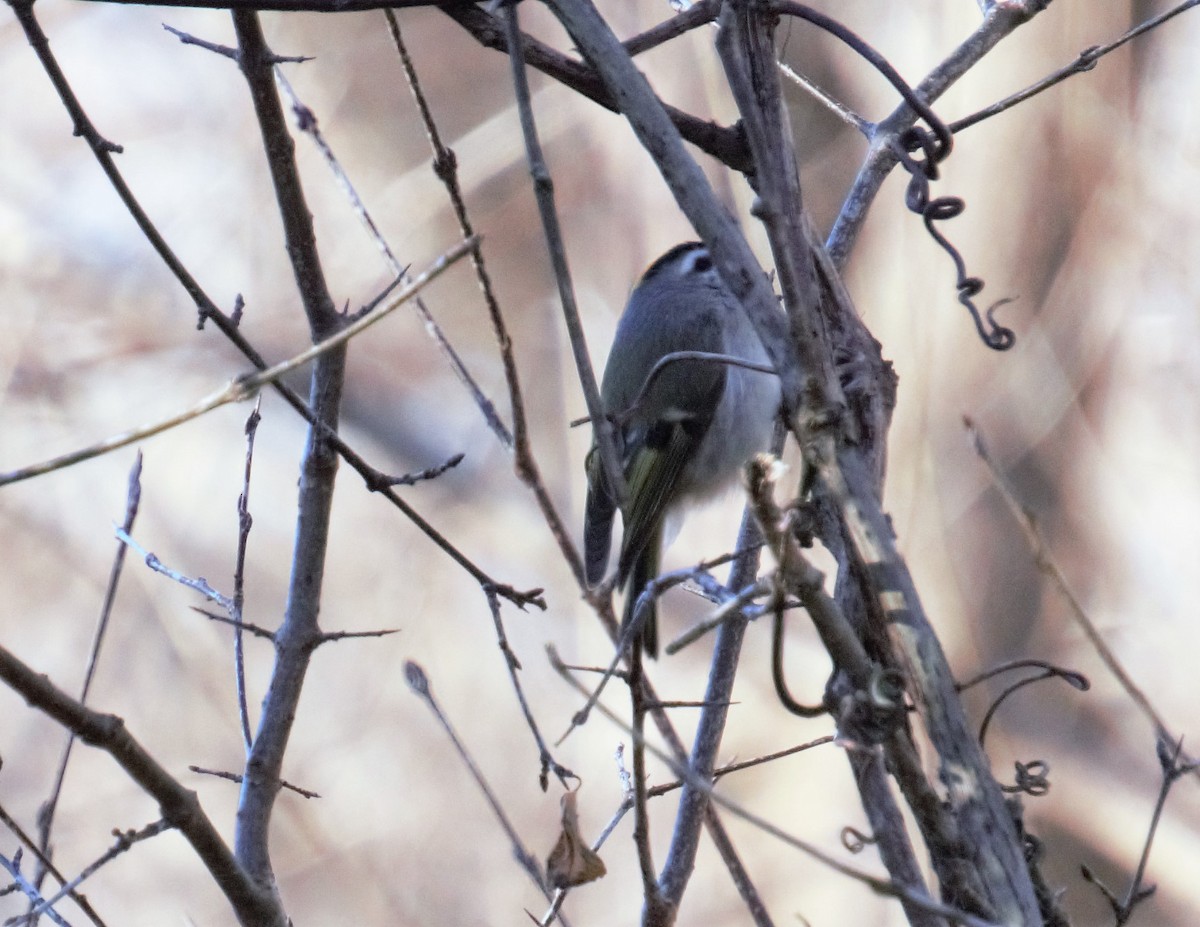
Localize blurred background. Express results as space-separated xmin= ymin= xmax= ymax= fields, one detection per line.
xmin=1 ymin=1 xmax=1198 ymax=924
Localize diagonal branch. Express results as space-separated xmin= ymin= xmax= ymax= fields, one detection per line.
xmin=442 ymin=2 xmax=753 ymax=173
xmin=0 ymin=645 xmax=282 ymax=927
xmin=825 ymin=0 xmax=1049 ymax=269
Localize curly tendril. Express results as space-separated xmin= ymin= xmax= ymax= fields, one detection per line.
xmin=1002 ymin=759 xmax=1051 ymax=797
xmin=893 ymin=126 xmax=1016 ymax=351
xmin=770 ymin=1 xmax=1017 ymax=351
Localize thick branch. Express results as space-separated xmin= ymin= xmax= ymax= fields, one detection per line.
xmin=0 ymin=645 xmax=283 ymax=927
xmin=229 ymin=10 xmax=345 ymax=895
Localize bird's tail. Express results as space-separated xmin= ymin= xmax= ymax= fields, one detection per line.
xmin=623 ymin=529 xmax=661 ymax=658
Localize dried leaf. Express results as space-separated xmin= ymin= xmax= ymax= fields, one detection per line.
xmin=545 ymin=791 xmax=606 ymax=889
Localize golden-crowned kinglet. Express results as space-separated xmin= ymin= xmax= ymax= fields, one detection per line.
xmin=584 ymin=242 xmax=781 ymax=656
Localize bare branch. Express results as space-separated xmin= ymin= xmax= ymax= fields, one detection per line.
xmin=372 ymin=452 xmax=465 ymax=488
xmin=271 ymin=64 xmax=515 ymax=449
xmin=500 ymin=1 xmax=626 ymax=551
xmin=24 ymin=821 xmax=171 ymax=922
xmin=965 ymin=418 xmax=1184 ymax=749
xmin=162 ymin=22 xmax=312 ymax=62
xmin=34 ymin=454 xmax=144 ymax=898
xmin=442 ymin=3 xmax=753 ymax=173
xmin=0 ymin=237 xmax=474 ymax=487
xmin=388 ymin=10 xmax=588 ymax=586
xmin=951 ymin=0 xmax=1200 ymax=133
xmin=826 ymin=1 xmax=1050 ymax=269
xmin=0 ymin=801 xmax=109 ymax=927
xmin=481 ymin=586 xmax=577 ymax=791
xmin=0 ymin=646 xmax=282 ymax=927
xmin=0 ymin=853 xmax=73 ymax=927
xmin=233 ymin=401 xmax=262 ymax=750
xmin=188 ymin=767 xmax=322 ymax=799
xmin=403 ymin=662 xmax=554 ymax=901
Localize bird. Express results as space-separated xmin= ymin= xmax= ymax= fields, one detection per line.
xmin=583 ymin=241 xmax=781 ymax=656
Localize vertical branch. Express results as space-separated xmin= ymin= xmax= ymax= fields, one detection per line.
xmin=845 ymin=750 xmax=947 ymax=927
xmin=717 ymin=8 xmax=942 ymax=924
xmin=656 ymin=506 xmax=765 ymax=911
xmin=499 ymin=0 xmax=625 ymax=521
xmin=387 ymin=10 xmax=586 ymax=585
xmin=229 ymin=11 xmax=345 ymax=897
xmin=233 ymin=17 xmax=339 ymax=337
xmin=717 ymin=5 xmax=1043 ymax=924
xmin=233 ymin=401 xmax=262 ymax=751
xmin=626 ymin=651 xmax=662 ymax=917
xmin=545 ymin=0 xmax=1043 ymax=923
xmin=655 ymin=423 xmax=785 ymax=916
xmin=34 ymin=454 xmax=143 ymax=898
xmin=715 ymin=3 xmax=840 ymax=416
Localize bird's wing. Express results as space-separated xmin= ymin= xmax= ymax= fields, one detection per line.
xmin=615 ymin=378 xmax=721 ymax=585
xmin=583 ymin=445 xmax=617 ymax=586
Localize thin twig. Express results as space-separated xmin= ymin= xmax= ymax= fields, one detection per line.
xmin=233 ymin=400 xmax=261 ymax=751
xmin=482 ymin=587 xmax=577 ymax=791
xmin=402 ymin=662 xmax=559 ymax=907
xmin=826 ymin=0 xmax=1049 ymax=269
xmin=950 ymin=0 xmax=1200 ymax=133
xmin=116 ymin=528 xmax=235 ymax=612
xmin=387 ymin=10 xmax=587 ymax=585
xmin=574 ymin=351 xmax=777 ymax=429
xmin=0 ymin=239 xmax=475 ymax=487
xmin=964 ymin=418 xmax=1176 ymax=742
xmin=0 ymin=803 xmax=108 ymax=927
xmin=33 ymin=454 xmax=143 ymax=899
xmin=162 ymin=22 xmax=310 ymax=62
xmin=556 ymin=549 xmax=755 ymax=744
xmin=191 ymin=608 xmax=276 ymax=640
xmin=965 ymin=417 xmax=1199 ymax=792
xmin=9 ymin=0 xmax=542 ymax=614
xmin=777 ymin=59 xmax=871 ymax=133
xmin=269 ymin=63 xmax=515 ymax=449
xmin=649 ymin=735 xmax=836 ymax=797
xmin=500 ymin=0 xmax=626 ymax=534
xmin=375 ymin=452 xmax=465 ymax=487
xmin=0 ymin=854 xmax=73 ymax=927
xmin=1120 ymin=738 xmax=1192 ymax=921
xmin=664 ymin=577 xmax=771 ymax=655
xmin=24 ymin=821 xmax=171 ymax=922
xmin=317 ymin=628 xmax=400 ymax=642
xmin=627 ymin=648 xmax=661 ymax=915
xmin=188 ymin=767 xmax=322 ymax=799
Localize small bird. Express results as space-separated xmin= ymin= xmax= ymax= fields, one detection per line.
xmin=584 ymin=242 xmax=781 ymax=656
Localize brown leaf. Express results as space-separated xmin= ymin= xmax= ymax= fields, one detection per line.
xmin=545 ymin=791 xmax=606 ymax=889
